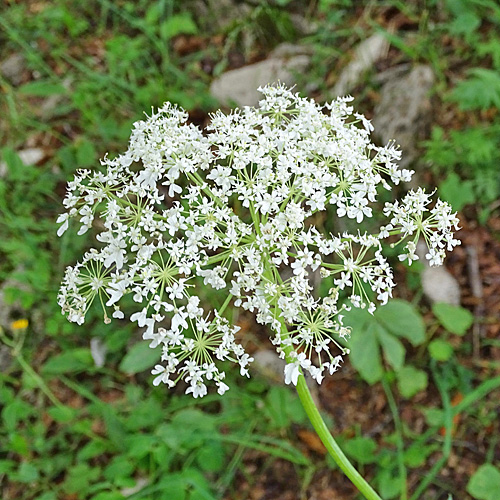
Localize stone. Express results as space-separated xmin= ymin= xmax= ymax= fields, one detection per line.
xmin=17 ymin=148 xmax=45 ymax=165
xmin=0 ymin=53 xmax=26 ymax=86
xmin=90 ymin=337 xmax=107 ymax=368
xmin=40 ymin=77 xmax=72 ymax=117
xmin=194 ymin=0 xmax=250 ymax=30
xmin=332 ymin=33 xmax=389 ymax=96
xmin=416 ymin=240 xmax=461 ymax=305
xmin=210 ymin=44 xmax=311 ymax=107
xmin=253 ymin=349 xmax=287 ymax=383
xmin=0 ymin=148 xmax=45 ymax=177
xmin=372 ymin=65 xmax=435 ymax=169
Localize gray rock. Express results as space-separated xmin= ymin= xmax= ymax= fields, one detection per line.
xmin=194 ymin=0 xmax=250 ymax=30
xmin=210 ymin=44 xmax=311 ymax=107
xmin=421 ymin=266 xmax=461 ymax=306
xmin=270 ymin=43 xmax=313 ymax=59
xmin=40 ymin=77 xmax=72 ymax=117
xmin=332 ymin=34 xmax=389 ymax=97
xmin=253 ymin=349 xmax=287 ymax=383
xmin=0 ymin=148 xmax=45 ymax=177
xmin=372 ymin=65 xmax=435 ymax=169
xmin=90 ymin=337 xmax=107 ymax=368
xmin=416 ymin=240 xmax=461 ymax=305
xmin=0 ymin=53 xmax=26 ymax=85
xmin=290 ymin=13 xmax=318 ymax=36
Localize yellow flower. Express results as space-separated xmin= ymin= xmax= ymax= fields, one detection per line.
xmin=11 ymin=319 xmax=29 ymax=330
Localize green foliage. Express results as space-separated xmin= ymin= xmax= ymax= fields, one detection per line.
xmin=345 ymin=300 xmax=425 ymax=384
xmin=42 ymin=348 xmax=94 ymax=375
xmin=467 ymin=464 xmax=500 ymax=500
xmin=344 ymin=436 xmax=377 ymax=465
xmin=0 ymin=368 xmax=309 ymax=499
xmin=450 ymin=69 xmax=500 ymax=110
xmin=119 ymin=342 xmax=162 ymax=375
xmin=396 ymin=365 xmax=428 ymax=398
xmin=439 ymin=173 xmax=476 ymax=212
xmin=428 ymin=339 xmax=454 ymax=362
xmin=425 ymin=125 xmax=500 ymax=211
xmin=432 ymin=303 xmax=474 ymax=336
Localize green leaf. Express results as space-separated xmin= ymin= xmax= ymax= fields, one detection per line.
xmin=345 ymin=300 xmax=425 ymax=383
xmin=103 ymin=456 xmax=134 ymax=483
xmin=404 ymin=442 xmax=436 ymax=467
xmin=9 ymin=433 xmax=29 ymax=456
xmin=1 ymin=147 xmax=25 ymax=173
xmin=16 ymin=462 xmax=39 ymax=483
xmin=77 ymin=440 xmax=109 ymax=461
xmin=467 ymin=464 xmax=500 ymax=500
xmin=62 ymin=463 xmax=100 ymax=494
xmin=349 ymin=322 xmax=383 ymax=384
xmin=397 ymin=366 xmax=428 ymax=398
xmin=428 ymin=339 xmax=453 ymax=361
xmin=91 ymin=493 xmax=124 ymax=500
xmin=265 ymin=386 xmax=306 ymax=429
xmin=448 ymin=12 xmax=481 ymax=39
xmin=119 ymin=342 xmax=161 ymax=375
xmin=99 ymin=404 xmax=128 ymax=451
xmin=422 ymin=407 xmax=444 ymax=427
xmin=125 ymin=434 xmax=156 ymax=459
xmin=18 ymin=80 xmax=67 ymax=96
xmin=439 ymin=173 xmax=475 ymax=211
xmin=451 ymin=69 xmax=500 ymax=110
xmin=375 ymin=300 xmax=425 ymax=346
xmin=344 ymin=437 xmax=377 ymax=464
xmin=0 ymin=459 xmax=15 ymax=474
xmin=376 ymin=467 xmax=401 ymax=498
xmin=2 ymin=399 xmax=33 ymax=430
xmin=47 ymin=405 xmax=77 ymax=423
xmin=42 ymin=348 xmax=94 ymax=375
xmin=478 ymin=37 xmax=500 ymax=69
xmin=433 ymin=303 xmax=474 ymax=335
xmin=196 ymin=441 xmax=226 ymax=472
xmin=377 ymin=327 xmax=405 ymax=371
xmin=160 ymin=14 xmax=198 ymax=40
xmin=35 ymin=493 xmax=57 ymax=500
xmin=75 ymin=140 xmax=97 ymax=168
xmin=124 ymin=396 xmax=164 ymax=430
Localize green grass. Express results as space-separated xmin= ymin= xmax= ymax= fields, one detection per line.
xmin=1 ymin=1 xmax=500 ymax=499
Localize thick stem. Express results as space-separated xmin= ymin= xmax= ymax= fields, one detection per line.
xmin=295 ymin=375 xmax=383 ymax=500
xmin=261 ymin=238 xmax=381 ymax=499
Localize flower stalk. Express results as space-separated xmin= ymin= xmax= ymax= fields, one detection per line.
xmin=295 ymin=374 xmax=383 ymax=500
xmin=273 ymin=305 xmax=382 ymax=500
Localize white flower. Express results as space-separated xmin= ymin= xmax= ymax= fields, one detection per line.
xmin=284 ymin=360 xmax=301 ymax=386
xmin=57 ymin=84 xmax=459 ymax=397
xmin=56 ymin=213 xmax=69 ymax=237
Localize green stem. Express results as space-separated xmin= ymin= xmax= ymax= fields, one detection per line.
xmin=410 ymin=362 xmax=453 ymax=500
xmin=295 ymin=376 xmax=383 ymax=500
xmin=262 ymin=251 xmax=382 ymax=500
xmin=381 ymin=376 xmax=407 ymax=500
xmin=16 ymin=354 xmax=66 ymax=409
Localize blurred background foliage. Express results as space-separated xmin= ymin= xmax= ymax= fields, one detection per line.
xmin=1 ymin=1 xmax=500 ymax=499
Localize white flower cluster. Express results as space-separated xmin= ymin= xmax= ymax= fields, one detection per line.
xmin=57 ymin=84 xmax=460 ymax=397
